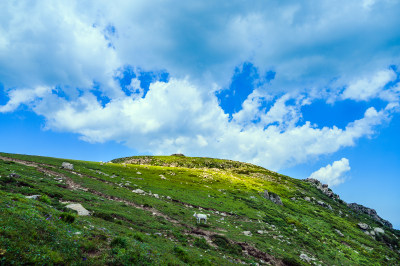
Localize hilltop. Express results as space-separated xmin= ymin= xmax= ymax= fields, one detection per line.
xmin=0 ymin=152 xmax=399 ymax=265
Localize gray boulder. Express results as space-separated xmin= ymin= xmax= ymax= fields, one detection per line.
xmin=25 ymin=195 xmax=41 ymax=200
xmin=348 ymin=203 xmax=393 ymax=228
xmin=358 ymin=223 xmax=370 ymax=230
xmin=65 ymin=203 xmax=90 ymax=216
xmin=61 ymin=162 xmax=74 ymax=170
xmin=263 ymin=190 xmax=283 ymax=205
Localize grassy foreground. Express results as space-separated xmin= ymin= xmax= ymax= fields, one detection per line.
xmin=0 ymin=152 xmax=399 ymax=265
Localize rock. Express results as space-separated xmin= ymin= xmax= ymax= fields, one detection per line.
xmin=243 ymin=231 xmax=252 ymax=236
xmin=374 ymin=227 xmax=384 ymax=234
xmin=159 ymin=175 xmax=167 ymax=180
xmin=263 ymin=190 xmax=283 ymax=205
xmin=65 ymin=203 xmax=90 ymax=216
xmin=61 ymin=162 xmax=74 ymax=170
xmin=136 ymin=171 xmax=142 ymax=175
xmin=257 ymin=230 xmax=265 ymax=234
xmin=299 ymin=253 xmax=312 ymax=263
xmin=166 ymin=196 xmax=171 ymax=200
xmin=250 ymin=196 xmax=256 ymax=199
xmin=304 ymin=196 xmax=311 ymax=202
xmin=8 ymin=173 xmax=20 ymax=178
xmin=304 ymin=178 xmax=340 ymax=200
xmin=25 ymin=195 xmax=41 ymax=200
xmin=154 ymin=194 xmax=159 ymax=199
xmin=263 ymin=190 xmax=269 ymax=199
xmin=132 ymin=189 xmax=145 ymax=194
xmin=358 ymin=223 xmax=370 ymax=230
xmin=171 ymin=153 xmax=185 ymax=157
xmin=348 ymin=203 xmax=392 ymax=228
xmin=335 ymin=229 xmax=344 ymax=237
xmin=317 ymin=200 xmax=332 ymax=210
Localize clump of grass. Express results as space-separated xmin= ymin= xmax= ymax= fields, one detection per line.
xmin=173 ymin=245 xmax=191 ymax=263
xmin=193 ymin=237 xmax=211 ymax=250
xmin=211 ymin=235 xmax=242 ymax=255
xmin=110 ymin=237 xmax=128 ymax=248
xmin=38 ymin=194 xmax=51 ymax=204
xmin=60 ymin=212 xmax=75 ymax=223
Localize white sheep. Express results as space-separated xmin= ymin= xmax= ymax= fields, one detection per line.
xmin=193 ymin=212 xmax=207 ymax=224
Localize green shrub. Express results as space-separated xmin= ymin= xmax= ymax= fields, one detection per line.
xmin=194 ymin=237 xmax=211 ymax=250
xmin=211 ymin=235 xmax=242 ymax=255
xmin=110 ymin=237 xmax=128 ymax=248
xmin=133 ymin=233 xmax=144 ymax=242
xmin=60 ymin=213 xmax=75 ymax=223
xmin=39 ymin=194 xmax=52 ymax=204
xmin=92 ymin=211 xmax=114 ymax=222
xmin=173 ymin=245 xmax=190 ymax=263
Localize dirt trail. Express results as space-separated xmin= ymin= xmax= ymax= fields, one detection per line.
xmin=0 ymin=155 xmax=284 ymax=265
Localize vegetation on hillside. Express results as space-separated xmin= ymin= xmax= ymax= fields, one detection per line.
xmin=0 ymin=152 xmax=399 ymax=265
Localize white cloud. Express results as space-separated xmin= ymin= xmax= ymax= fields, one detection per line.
xmin=0 ymin=1 xmax=399 ymax=171
xmin=0 ymin=86 xmax=51 ymax=113
xmin=342 ymin=69 xmax=397 ymax=101
xmin=308 ymin=158 xmax=351 ymax=187
xmin=24 ymin=78 xmax=393 ymax=171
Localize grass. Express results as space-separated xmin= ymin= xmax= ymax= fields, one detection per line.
xmin=0 ymin=152 xmax=399 ymax=265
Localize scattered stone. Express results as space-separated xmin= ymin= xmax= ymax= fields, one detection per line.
xmin=136 ymin=171 xmax=142 ymax=175
xmin=154 ymin=232 xmax=162 ymax=236
xmin=166 ymin=196 xmax=171 ymax=200
xmin=317 ymin=200 xmax=333 ymax=210
xmin=348 ymin=203 xmax=392 ymax=228
xmin=263 ymin=190 xmax=283 ymax=205
xmin=25 ymin=195 xmax=41 ymax=200
xmin=358 ymin=223 xmax=370 ymax=230
xmin=65 ymin=203 xmax=90 ymax=216
xmin=335 ymin=229 xmax=344 ymax=237
xmin=250 ymin=196 xmax=256 ymax=199
xmin=299 ymin=253 xmax=312 ymax=263
xmin=243 ymin=231 xmax=252 ymax=236
xmin=159 ymin=175 xmax=167 ymax=180
xmin=257 ymin=230 xmax=267 ymax=234
xmin=290 ymin=197 xmax=296 ymax=201
xmin=8 ymin=173 xmax=20 ymax=178
xmin=304 ymin=196 xmax=311 ymax=202
xmin=132 ymin=189 xmax=145 ymax=194
xmin=374 ymin=227 xmax=384 ymax=234
xmin=61 ymin=162 xmax=74 ymax=170
xmin=154 ymin=194 xmax=159 ymax=199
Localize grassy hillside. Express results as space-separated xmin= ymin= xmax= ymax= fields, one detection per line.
xmin=0 ymin=152 xmax=399 ymax=265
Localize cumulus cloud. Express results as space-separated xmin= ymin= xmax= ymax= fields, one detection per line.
xmin=342 ymin=69 xmax=398 ymax=101
xmin=21 ymin=77 xmax=392 ymax=170
xmin=0 ymin=1 xmax=400 ymax=171
xmin=308 ymin=158 xmax=351 ymax=187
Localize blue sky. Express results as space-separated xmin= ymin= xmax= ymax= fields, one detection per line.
xmin=1 ymin=0 xmax=400 ymax=228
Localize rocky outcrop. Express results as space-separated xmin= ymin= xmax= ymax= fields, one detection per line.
xmin=263 ymin=190 xmax=283 ymax=205
xmin=305 ymin=178 xmax=340 ymax=200
xmin=65 ymin=203 xmax=90 ymax=216
xmin=61 ymin=162 xmax=74 ymax=170
xmin=348 ymin=203 xmax=392 ymax=228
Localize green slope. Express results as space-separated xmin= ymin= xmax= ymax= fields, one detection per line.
xmin=0 ymin=152 xmax=399 ymax=265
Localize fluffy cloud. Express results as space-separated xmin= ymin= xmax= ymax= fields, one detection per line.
xmin=24 ymin=77 xmax=393 ymax=170
xmin=342 ymin=69 xmax=398 ymax=101
xmin=1 ymin=1 xmax=400 ymax=170
xmin=308 ymin=158 xmax=351 ymax=187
